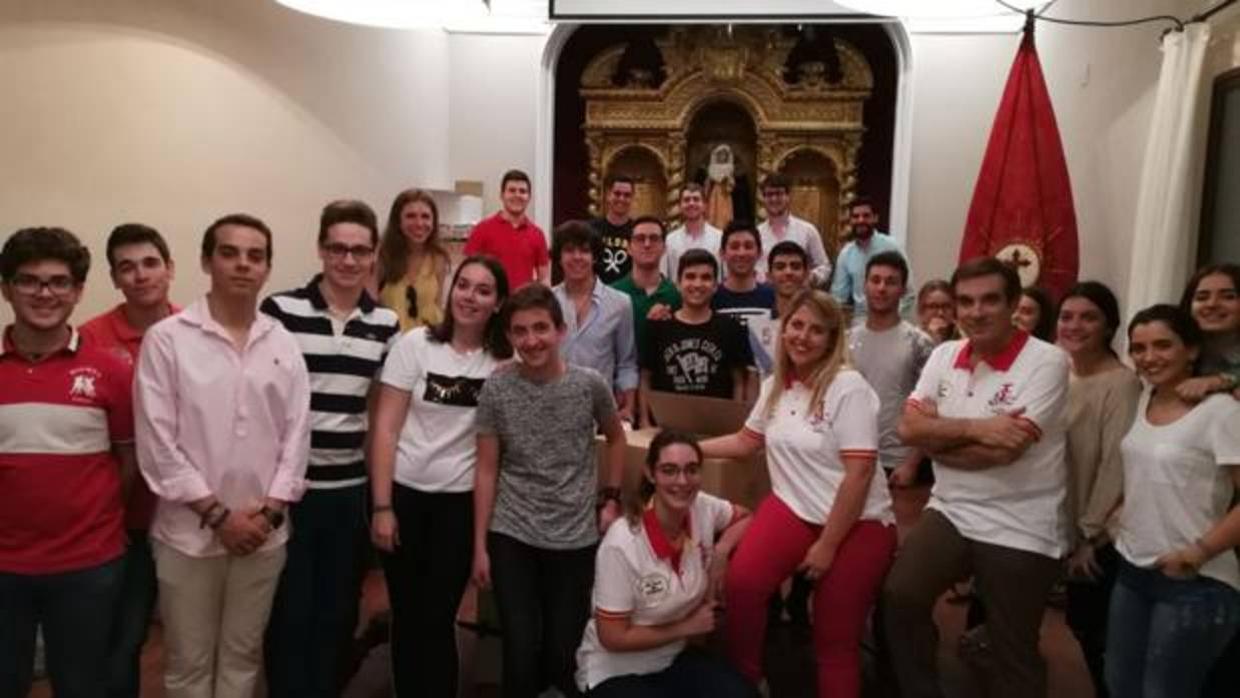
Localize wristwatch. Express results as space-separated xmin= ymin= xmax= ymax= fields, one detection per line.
xmin=259 ymin=505 xmax=286 ymax=530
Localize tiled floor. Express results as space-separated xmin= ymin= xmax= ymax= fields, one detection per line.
xmin=28 ymin=485 xmax=1099 ymax=697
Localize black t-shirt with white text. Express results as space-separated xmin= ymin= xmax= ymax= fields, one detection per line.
xmin=643 ymin=314 xmax=753 ymax=399
xmin=589 ymin=217 xmax=633 ymax=285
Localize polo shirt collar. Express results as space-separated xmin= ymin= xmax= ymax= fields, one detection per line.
xmin=643 ymin=506 xmax=692 ymax=574
xmin=953 ymin=329 xmax=1030 ymax=372
xmin=302 ymin=274 xmax=378 ymax=314
xmin=179 ymin=296 xmax=278 ymax=343
xmin=0 ymin=325 xmax=80 ymax=358
xmin=496 ymin=211 xmax=529 ymax=229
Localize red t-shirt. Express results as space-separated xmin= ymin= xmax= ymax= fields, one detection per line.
xmin=0 ymin=327 xmax=134 ymax=574
xmin=463 ymin=212 xmax=549 ymax=289
xmin=80 ymin=303 xmax=178 ymax=530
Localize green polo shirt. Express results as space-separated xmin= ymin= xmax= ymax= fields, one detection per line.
xmin=611 ymin=274 xmax=681 ymax=355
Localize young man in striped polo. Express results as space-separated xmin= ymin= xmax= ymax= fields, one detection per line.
xmin=259 ymin=200 xmax=401 ymax=698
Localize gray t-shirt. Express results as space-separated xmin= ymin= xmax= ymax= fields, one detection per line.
xmin=476 ymin=364 xmax=617 ymax=549
xmin=848 ymin=320 xmax=935 ymax=470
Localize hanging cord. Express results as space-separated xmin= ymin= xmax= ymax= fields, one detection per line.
xmin=994 ymin=0 xmax=1186 ymax=32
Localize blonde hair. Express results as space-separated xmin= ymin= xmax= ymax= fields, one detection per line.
xmin=764 ymin=289 xmax=850 ymax=421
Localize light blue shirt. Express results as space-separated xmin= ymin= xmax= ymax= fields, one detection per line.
xmin=553 ymin=280 xmax=639 ymax=393
xmin=830 ymin=232 xmax=915 ymax=318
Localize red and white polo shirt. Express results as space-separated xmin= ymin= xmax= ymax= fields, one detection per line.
xmin=575 ymin=492 xmax=736 ymax=690
xmin=0 ymin=327 xmax=134 ymax=574
xmin=908 ymin=330 xmax=1071 ymax=557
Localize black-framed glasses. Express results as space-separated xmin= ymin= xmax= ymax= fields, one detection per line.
xmin=322 ymin=243 xmax=375 ymax=260
xmin=9 ymin=274 xmax=77 ymax=297
xmin=655 ymin=463 xmax=703 ymax=479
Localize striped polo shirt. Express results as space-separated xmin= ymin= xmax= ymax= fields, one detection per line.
xmin=0 ymin=326 xmax=133 ymax=574
xmin=261 ymin=276 xmax=400 ymax=489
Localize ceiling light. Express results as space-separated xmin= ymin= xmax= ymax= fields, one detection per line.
xmin=274 ymin=0 xmax=489 ymax=29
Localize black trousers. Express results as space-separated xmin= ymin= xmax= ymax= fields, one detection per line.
xmin=588 ymin=648 xmax=758 ymax=698
xmin=488 ymin=531 xmax=596 ymax=698
xmin=1065 ymin=543 xmax=1119 ymax=698
xmin=382 ymin=485 xmax=475 ymax=697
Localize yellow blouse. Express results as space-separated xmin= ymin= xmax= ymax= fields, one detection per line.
xmin=380 ymin=258 xmax=446 ymax=331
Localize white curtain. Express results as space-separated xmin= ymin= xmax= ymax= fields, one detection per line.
xmin=1125 ymin=23 xmax=1211 ymax=317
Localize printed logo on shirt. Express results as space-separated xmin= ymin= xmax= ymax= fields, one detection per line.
xmin=68 ymin=367 xmax=100 ymax=402
xmin=987 ymin=383 xmax=1016 ymax=412
xmin=637 ymin=573 xmax=670 ymax=605
xmin=424 ymin=373 xmax=485 ymax=408
xmin=601 ymin=241 xmax=629 ymax=276
xmin=661 ymin=338 xmax=724 ymax=393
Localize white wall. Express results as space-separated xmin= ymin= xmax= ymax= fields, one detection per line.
xmin=0 ymin=0 xmax=1203 ymax=324
xmin=0 ymin=0 xmax=452 ymax=322
xmin=905 ymin=0 xmax=1194 ymax=306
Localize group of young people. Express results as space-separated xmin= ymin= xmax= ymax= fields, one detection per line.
xmin=2 ymin=162 xmax=1239 ymax=698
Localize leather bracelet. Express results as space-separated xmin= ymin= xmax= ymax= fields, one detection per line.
xmin=206 ymin=506 xmax=230 ymax=530
xmin=198 ymin=502 xmax=224 ymax=529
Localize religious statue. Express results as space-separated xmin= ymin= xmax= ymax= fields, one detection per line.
xmin=705 ymin=144 xmax=736 ymax=230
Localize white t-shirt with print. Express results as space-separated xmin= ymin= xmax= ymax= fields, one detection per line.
xmin=909 ymin=335 xmax=1070 ymax=557
xmin=576 ymin=492 xmax=735 ymax=690
xmin=1116 ymin=391 xmax=1240 ymax=590
xmin=743 ymin=370 xmax=894 ymax=526
xmin=379 ymin=327 xmax=499 ymax=492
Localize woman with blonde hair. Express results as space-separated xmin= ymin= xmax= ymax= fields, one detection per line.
xmin=377 ymin=188 xmax=453 ymax=330
xmin=700 ymin=289 xmax=897 ymax=697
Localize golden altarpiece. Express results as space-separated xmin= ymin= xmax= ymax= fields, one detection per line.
xmin=579 ymin=26 xmax=875 ymax=257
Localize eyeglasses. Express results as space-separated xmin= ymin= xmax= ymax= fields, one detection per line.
xmin=632 ymin=234 xmax=663 ymax=246
xmin=654 ymin=463 xmax=702 ymax=479
xmin=322 ymin=243 xmax=375 ymax=260
xmin=8 ymin=274 xmax=77 ymax=297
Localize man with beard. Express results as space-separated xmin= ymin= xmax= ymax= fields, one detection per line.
xmin=831 ymin=196 xmax=914 ymax=320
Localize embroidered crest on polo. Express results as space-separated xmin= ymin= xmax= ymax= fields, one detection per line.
xmin=638 ymin=573 xmax=669 ymax=601
xmin=68 ymin=367 xmax=100 ymax=400
xmin=988 ymin=382 xmax=1016 ymax=411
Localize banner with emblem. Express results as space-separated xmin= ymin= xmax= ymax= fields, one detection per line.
xmin=958 ymin=20 xmax=1079 ymax=301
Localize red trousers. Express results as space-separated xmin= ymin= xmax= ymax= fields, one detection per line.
xmin=724 ymin=495 xmax=896 ymax=697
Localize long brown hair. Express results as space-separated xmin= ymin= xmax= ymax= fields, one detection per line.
xmin=377 ymin=189 xmax=450 ymax=288
xmin=764 ymin=289 xmax=850 ymax=421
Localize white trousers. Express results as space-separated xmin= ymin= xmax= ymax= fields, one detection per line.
xmin=152 ymin=541 xmax=286 ymax=698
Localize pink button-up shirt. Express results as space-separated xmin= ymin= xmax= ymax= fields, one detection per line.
xmin=135 ymin=298 xmax=311 ymax=557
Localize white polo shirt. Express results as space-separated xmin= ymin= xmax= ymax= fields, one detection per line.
xmin=743 ymin=370 xmax=894 ymax=526
xmin=576 ymin=493 xmax=736 ymax=690
xmin=1116 ymin=391 xmax=1240 ymax=590
xmin=662 ymin=222 xmax=723 ymax=280
xmin=908 ymin=331 xmax=1070 ymax=557
xmin=756 ymin=215 xmax=831 ymax=285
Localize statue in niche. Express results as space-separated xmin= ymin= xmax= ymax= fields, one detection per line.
xmin=695 ymin=143 xmax=754 ymax=229
xmin=705 ymin=144 xmax=735 ymax=230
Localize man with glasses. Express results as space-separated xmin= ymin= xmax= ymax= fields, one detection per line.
xmin=259 ymin=201 xmax=400 ymax=698
xmin=756 ymin=173 xmax=831 ymax=287
xmin=611 ymin=215 xmax=681 ymax=355
xmin=1 ymin=227 xmax=138 ymax=698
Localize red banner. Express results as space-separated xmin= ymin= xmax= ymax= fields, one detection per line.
xmin=959 ymin=25 xmax=1079 ymax=301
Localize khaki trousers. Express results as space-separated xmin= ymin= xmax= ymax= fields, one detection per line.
xmin=153 ymin=541 xmax=286 ymax=698
xmin=881 ymin=509 xmax=1061 ymax=698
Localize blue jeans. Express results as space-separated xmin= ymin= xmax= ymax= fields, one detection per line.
xmin=107 ymin=531 xmax=158 ymax=698
xmin=0 ymin=556 xmax=124 ymax=698
xmin=264 ymin=486 xmax=368 ymax=698
xmin=1105 ymin=559 xmax=1240 ymax=698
